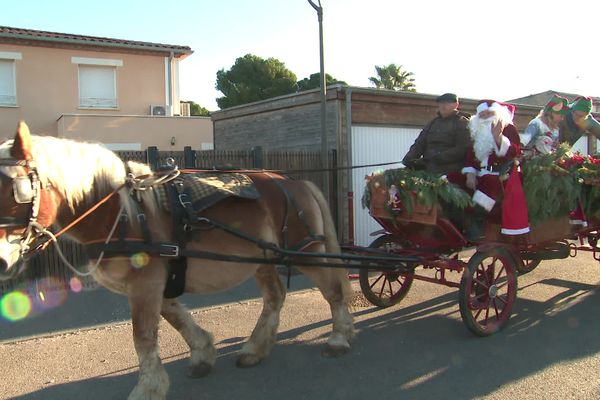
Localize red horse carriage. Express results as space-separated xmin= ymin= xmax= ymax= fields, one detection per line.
xmin=355 ymin=152 xmax=600 ymax=336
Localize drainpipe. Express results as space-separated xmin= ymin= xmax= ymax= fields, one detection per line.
xmin=344 ymin=86 xmax=354 ymax=245
xmin=167 ymin=52 xmax=174 ymax=115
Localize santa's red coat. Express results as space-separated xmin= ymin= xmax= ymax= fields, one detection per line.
xmin=462 ymin=124 xmax=521 ymax=211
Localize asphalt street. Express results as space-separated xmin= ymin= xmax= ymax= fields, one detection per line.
xmin=0 ymin=254 xmax=599 ymax=400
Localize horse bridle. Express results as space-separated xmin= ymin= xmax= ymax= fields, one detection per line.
xmin=0 ymin=157 xmax=43 ymax=260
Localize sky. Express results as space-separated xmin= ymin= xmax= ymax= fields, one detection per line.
xmin=1 ymin=0 xmax=599 ymax=111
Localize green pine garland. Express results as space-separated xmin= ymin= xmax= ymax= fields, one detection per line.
xmin=521 ymin=145 xmax=580 ymax=225
xmin=362 ymin=147 xmax=600 ymax=226
xmin=362 ymin=168 xmax=472 ymax=214
xmin=521 ymin=143 xmax=600 ymax=225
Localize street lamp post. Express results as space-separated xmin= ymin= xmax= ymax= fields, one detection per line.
xmin=307 ymin=0 xmax=329 ymax=203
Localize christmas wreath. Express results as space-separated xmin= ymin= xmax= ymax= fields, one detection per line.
xmin=362 ymin=168 xmax=472 ymax=215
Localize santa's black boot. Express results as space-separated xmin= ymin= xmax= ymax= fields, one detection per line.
xmin=466 ymin=206 xmax=487 ymax=242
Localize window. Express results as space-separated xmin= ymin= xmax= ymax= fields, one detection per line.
xmin=78 ymin=65 xmax=118 ymax=108
xmin=0 ymin=58 xmax=17 ymax=106
xmin=73 ymin=57 xmax=123 ymax=109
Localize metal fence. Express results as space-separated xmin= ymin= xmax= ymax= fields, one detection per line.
xmin=0 ymin=148 xmax=336 ymax=294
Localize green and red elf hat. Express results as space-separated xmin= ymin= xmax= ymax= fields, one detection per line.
xmin=544 ymin=94 xmax=570 ymax=115
xmin=570 ymin=96 xmax=593 ymax=113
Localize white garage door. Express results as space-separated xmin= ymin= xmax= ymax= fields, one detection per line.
xmin=351 ymin=126 xmax=420 ymax=246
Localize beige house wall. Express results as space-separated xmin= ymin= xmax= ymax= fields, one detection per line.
xmin=0 ymin=43 xmax=204 ymax=150
xmin=57 ymin=114 xmax=213 ymax=150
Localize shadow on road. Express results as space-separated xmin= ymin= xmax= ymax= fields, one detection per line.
xmin=9 ymin=275 xmax=600 ymax=400
xmin=0 ymin=275 xmax=315 ymax=343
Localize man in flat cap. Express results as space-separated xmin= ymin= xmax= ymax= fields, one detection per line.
xmin=402 ymin=93 xmax=470 ymax=175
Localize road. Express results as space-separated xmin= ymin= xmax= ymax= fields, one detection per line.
xmin=0 ymin=253 xmax=599 ymax=400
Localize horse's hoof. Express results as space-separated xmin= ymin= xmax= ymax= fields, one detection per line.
xmin=321 ymin=344 xmax=350 ymax=358
xmin=236 ymin=353 xmax=263 ymax=368
xmin=188 ymin=362 xmax=212 ymax=378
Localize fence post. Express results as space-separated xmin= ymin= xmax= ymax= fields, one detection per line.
xmin=330 ymin=149 xmax=338 ymax=232
xmin=251 ymin=146 xmax=264 ymax=169
xmin=184 ymin=146 xmax=196 ymax=169
xmin=146 ymin=146 xmax=159 ymax=170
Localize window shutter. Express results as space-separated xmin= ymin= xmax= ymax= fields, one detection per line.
xmin=79 ymin=65 xmax=117 ymax=108
xmin=0 ymin=60 xmax=16 ymax=106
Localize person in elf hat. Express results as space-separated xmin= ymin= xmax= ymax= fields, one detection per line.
xmin=558 ymin=96 xmax=600 ymax=228
xmin=461 ymin=100 xmax=522 ymax=240
xmin=559 ymin=96 xmax=600 ymax=146
xmin=522 ymin=94 xmax=570 ymax=156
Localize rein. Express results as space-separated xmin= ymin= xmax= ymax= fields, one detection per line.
xmin=49 ymin=185 xmax=124 ymax=243
xmin=177 ymin=159 xmax=404 ymax=176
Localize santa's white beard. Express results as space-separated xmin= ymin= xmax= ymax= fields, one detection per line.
xmin=469 ymin=116 xmax=497 ymax=164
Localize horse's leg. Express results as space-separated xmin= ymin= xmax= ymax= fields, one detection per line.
xmin=299 ymin=181 xmax=355 ymax=356
xmin=127 ymin=271 xmax=169 ymax=400
xmin=160 ymin=299 xmax=217 ymax=378
xmin=296 ymin=265 xmax=355 ymax=357
xmin=237 ymin=264 xmax=286 ymax=367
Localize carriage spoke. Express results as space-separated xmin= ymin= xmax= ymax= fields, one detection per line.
xmin=485 ymin=260 xmax=496 ymax=281
xmin=378 ymin=277 xmax=387 ymax=299
xmin=369 ymin=273 xmax=385 ymax=291
xmin=495 ymin=295 xmax=508 ymax=305
xmin=387 ymin=279 xmax=394 ymax=297
xmin=479 ymin=263 xmax=494 ymax=285
xmin=474 ymin=278 xmax=489 ymax=289
xmin=493 ymin=299 xmax=500 ymax=318
xmin=483 ymin=300 xmax=490 ymax=325
xmin=494 ymin=265 xmax=506 ymax=282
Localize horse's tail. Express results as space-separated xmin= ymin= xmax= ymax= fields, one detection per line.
xmin=302 ymin=180 xmax=353 ymax=305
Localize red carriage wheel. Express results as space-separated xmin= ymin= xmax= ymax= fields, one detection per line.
xmin=359 ymin=235 xmax=415 ymax=308
xmin=459 ymin=247 xmax=517 ymax=336
xmin=516 ymin=258 xmax=540 ymax=274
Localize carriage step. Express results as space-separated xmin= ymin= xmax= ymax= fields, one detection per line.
xmin=521 ymin=242 xmax=570 ymax=260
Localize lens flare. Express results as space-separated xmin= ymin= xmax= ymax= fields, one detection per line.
xmin=33 ymin=277 xmax=68 ymax=310
xmin=69 ymin=277 xmax=83 ymax=293
xmin=1 ymin=291 xmax=32 ymax=321
xmin=131 ymin=252 xmax=150 ymax=269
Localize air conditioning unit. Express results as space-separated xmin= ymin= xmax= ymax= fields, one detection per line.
xmin=150 ymin=105 xmax=170 ymax=116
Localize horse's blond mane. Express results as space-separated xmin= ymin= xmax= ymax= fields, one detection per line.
xmin=0 ymin=135 xmax=126 ymax=210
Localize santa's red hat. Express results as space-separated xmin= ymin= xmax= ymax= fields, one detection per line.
xmin=501 ymin=165 xmax=530 ymax=235
xmin=476 ymin=99 xmax=516 ymax=121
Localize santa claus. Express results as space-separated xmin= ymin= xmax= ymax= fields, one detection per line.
xmin=462 ymin=100 xmax=521 ymax=212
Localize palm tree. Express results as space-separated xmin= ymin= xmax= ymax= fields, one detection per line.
xmin=369 ymin=64 xmax=416 ymax=92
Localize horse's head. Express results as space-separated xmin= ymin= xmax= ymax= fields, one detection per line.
xmin=0 ymin=122 xmax=61 ymax=280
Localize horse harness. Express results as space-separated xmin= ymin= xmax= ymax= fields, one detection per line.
xmin=0 ymin=158 xmax=44 ymax=271
xmin=0 ymin=155 xmax=326 ymax=296
xmin=85 ymin=169 xmax=326 ymax=298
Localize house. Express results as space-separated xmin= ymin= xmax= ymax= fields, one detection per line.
xmin=509 ymin=90 xmax=600 ymax=113
xmin=212 ymin=86 xmax=599 ymax=245
xmin=0 ymin=26 xmax=213 ymax=150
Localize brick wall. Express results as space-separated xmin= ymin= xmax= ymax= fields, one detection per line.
xmin=212 ymin=89 xmax=342 ymax=151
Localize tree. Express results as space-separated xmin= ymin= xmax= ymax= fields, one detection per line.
xmin=215 ymin=54 xmax=298 ymax=109
xmin=181 ymin=101 xmax=210 ymax=116
xmin=297 ymin=73 xmax=347 ymax=92
xmin=369 ymin=64 xmax=416 ymax=92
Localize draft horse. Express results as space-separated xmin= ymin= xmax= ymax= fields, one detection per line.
xmin=0 ymin=122 xmax=354 ymax=400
